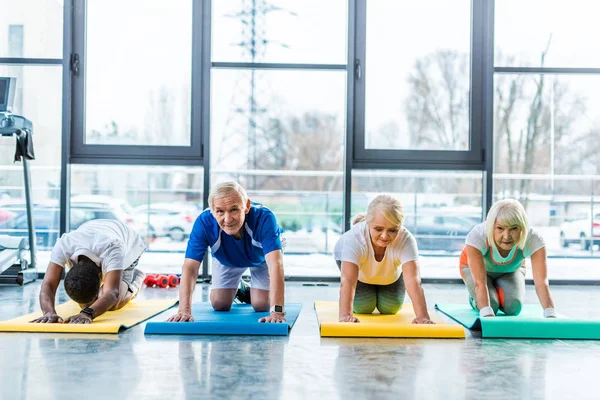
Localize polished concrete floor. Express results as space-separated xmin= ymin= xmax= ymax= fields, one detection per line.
xmin=2 ymin=281 xmax=600 ymax=400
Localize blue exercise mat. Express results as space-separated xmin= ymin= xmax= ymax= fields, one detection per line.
xmin=144 ymin=303 xmax=302 ymax=335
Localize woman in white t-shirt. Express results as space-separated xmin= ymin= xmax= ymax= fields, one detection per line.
xmin=333 ymin=194 xmax=433 ymax=324
xmin=460 ymin=198 xmax=556 ymax=318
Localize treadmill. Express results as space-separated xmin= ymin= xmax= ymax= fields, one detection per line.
xmin=0 ymin=77 xmax=37 ymax=285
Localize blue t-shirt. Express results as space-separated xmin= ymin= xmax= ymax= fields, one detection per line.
xmin=185 ymin=202 xmax=283 ymax=268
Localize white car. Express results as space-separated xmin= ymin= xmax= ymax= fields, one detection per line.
xmin=133 ymin=203 xmax=197 ymax=242
xmin=559 ymin=212 xmax=600 ymax=250
xmin=70 ymin=195 xmax=153 ymax=240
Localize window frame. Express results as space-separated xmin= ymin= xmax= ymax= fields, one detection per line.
xmin=70 ymin=0 xmax=205 ymax=166
xmin=351 ymin=0 xmax=487 ymax=171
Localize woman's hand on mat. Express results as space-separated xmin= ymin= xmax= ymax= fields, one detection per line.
xmin=412 ymin=317 xmax=435 ymax=324
xmin=65 ymin=313 xmax=92 ymax=324
xmin=167 ymin=311 xmax=195 ymax=322
xmin=30 ymin=312 xmax=64 ymax=324
xmin=259 ymin=311 xmax=286 ymax=323
xmin=339 ymin=314 xmax=360 ymax=323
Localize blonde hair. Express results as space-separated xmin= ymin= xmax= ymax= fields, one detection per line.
xmin=485 ymin=198 xmax=529 ymax=249
xmin=352 ymin=194 xmax=404 ymax=227
xmin=208 ymin=181 xmax=249 ymax=212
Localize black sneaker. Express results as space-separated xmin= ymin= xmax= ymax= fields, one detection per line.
xmin=234 ymin=279 xmax=252 ymax=304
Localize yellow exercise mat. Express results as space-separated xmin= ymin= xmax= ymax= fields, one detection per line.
xmin=315 ymin=301 xmax=465 ymax=338
xmin=0 ymin=299 xmax=178 ymax=334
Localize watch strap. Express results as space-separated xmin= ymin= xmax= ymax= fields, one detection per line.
xmin=81 ymin=307 xmax=95 ymax=320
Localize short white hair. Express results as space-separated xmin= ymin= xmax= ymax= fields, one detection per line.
xmin=208 ymin=181 xmax=248 ymax=212
xmin=485 ymin=198 xmax=529 ymax=249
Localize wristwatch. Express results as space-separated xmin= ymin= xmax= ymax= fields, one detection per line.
xmin=270 ymin=305 xmax=285 ymax=315
xmin=81 ymin=307 xmax=96 ymax=320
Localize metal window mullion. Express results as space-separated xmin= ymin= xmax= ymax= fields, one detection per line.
xmin=211 ymin=62 xmax=347 ymax=70
xmin=202 ymin=0 xmax=212 ymax=280
xmin=482 ymin=0 xmax=495 ymax=217
xmin=495 ymin=67 xmax=600 ymax=74
xmin=0 ymin=58 xmax=62 ymax=65
xmin=344 ymin=0 xmax=357 ymax=233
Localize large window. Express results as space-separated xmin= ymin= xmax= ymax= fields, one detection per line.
xmin=353 ymin=0 xmax=481 ymax=168
xmin=364 ymin=1 xmax=471 ymax=151
xmin=71 ymin=0 xmax=201 ymax=164
xmin=494 ymin=0 xmax=600 ymax=264
xmin=493 ymin=74 xmax=600 ymax=257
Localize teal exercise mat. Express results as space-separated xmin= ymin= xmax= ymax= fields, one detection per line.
xmin=144 ymin=303 xmax=302 ymax=336
xmin=435 ymin=303 xmax=600 ymax=339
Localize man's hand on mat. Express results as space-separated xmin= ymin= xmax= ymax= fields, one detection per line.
xmin=339 ymin=314 xmax=360 ymax=323
xmin=64 ymin=313 xmax=93 ymax=324
xmin=30 ymin=312 xmax=64 ymax=324
xmin=167 ymin=311 xmax=194 ymax=322
xmin=412 ymin=317 xmax=435 ymax=324
xmin=259 ymin=311 xmax=286 ymax=323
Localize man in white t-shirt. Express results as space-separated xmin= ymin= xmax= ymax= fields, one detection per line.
xmin=31 ymin=219 xmax=147 ymax=324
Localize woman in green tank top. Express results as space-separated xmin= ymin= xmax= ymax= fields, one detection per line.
xmin=459 ymin=199 xmax=556 ymax=318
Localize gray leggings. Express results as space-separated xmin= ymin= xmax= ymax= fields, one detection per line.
xmin=337 ymin=260 xmax=406 ymax=314
xmin=461 ymin=265 xmax=525 ymax=316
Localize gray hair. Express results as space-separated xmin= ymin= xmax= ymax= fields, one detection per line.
xmin=208 ymin=181 xmax=249 ymax=212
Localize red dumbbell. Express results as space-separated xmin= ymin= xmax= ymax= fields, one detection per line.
xmin=168 ymin=275 xmax=179 ymax=288
xmin=155 ymin=274 xmax=169 ymax=288
xmin=144 ymin=274 xmax=158 ymax=287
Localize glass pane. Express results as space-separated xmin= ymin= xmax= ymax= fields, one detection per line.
xmin=211 ymin=0 xmax=347 ymax=64
xmin=495 ymin=0 xmax=600 ymax=68
xmin=0 ymin=0 xmax=63 ymax=58
xmin=70 ymin=165 xmax=204 ymax=256
xmin=211 ymin=68 xmax=346 ymax=277
xmin=494 ymin=73 xmax=600 ymax=265
xmin=0 ymin=66 xmax=62 ymax=250
xmin=85 ymin=0 xmax=192 ymax=146
xmin=211 ymin=69 xmax=346 ymax=172
xmin=494 ymin=74 xmax=600 ymax=177
xmin=352 ymin=169 xmax=483 ymax=278
xmin=364 ymin=0 xmax=471 ymax=150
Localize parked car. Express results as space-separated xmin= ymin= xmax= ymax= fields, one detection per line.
xmin=133 ymin=203 xmax=197 ymax=241
xmin=559 ymin=212 xmax=600 ymax=250
xmin=70 ymin=195 xmax=153 ymax=239
xmin=0 ymin=207 xmax=91 ymax=248
xmin=0 ymin=209 xmax=16 ymax=223
xmin=0 ymin=198 xmax=154 ymax=248
xmin=404 ymin=214 xmax=477 ymax=252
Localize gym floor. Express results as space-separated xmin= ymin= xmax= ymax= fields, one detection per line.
xmin=1 ymin=281 xmax=600 ymax=400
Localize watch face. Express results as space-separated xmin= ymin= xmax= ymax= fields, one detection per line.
xmin=82 ymin=307 xmax=95 ymax=319
xmin=274 ymin=305 xmax=283 ymax=313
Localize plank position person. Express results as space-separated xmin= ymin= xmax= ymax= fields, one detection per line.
xmin=32 ymin=219 xmax=146 ymax=324
xmin=460 ymin=198 xmax=556 ymax=318
xmin=168 ymin=181 xmax=286 ymax=323
xmin=334 ymin=194 xmax=434 ymax=324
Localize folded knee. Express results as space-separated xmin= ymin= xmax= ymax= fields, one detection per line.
xmin=252 ymin=301 xmax=269 ymax=312
xmin=377 ymin=303 xmax=402 ymax=315
xmin=353 ymin=303 xmax=376 ymax=314
xmin=502 ymin=299 xmax=522 ymax=316
xmin=211 ymin=300 xmax=233 ymax=311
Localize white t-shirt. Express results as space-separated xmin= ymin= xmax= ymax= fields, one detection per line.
xmin=333 ymin=220 xmax=419 ymax=285
xmin=50 ymin=219 xmax=146 ymax=275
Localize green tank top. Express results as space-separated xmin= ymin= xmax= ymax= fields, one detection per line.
xmin=482 ymin=243 xmax=526 ymax=274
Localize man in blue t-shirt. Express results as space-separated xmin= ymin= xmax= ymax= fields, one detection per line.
xmin=168 ymin=181 xmax=286 ymax=323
